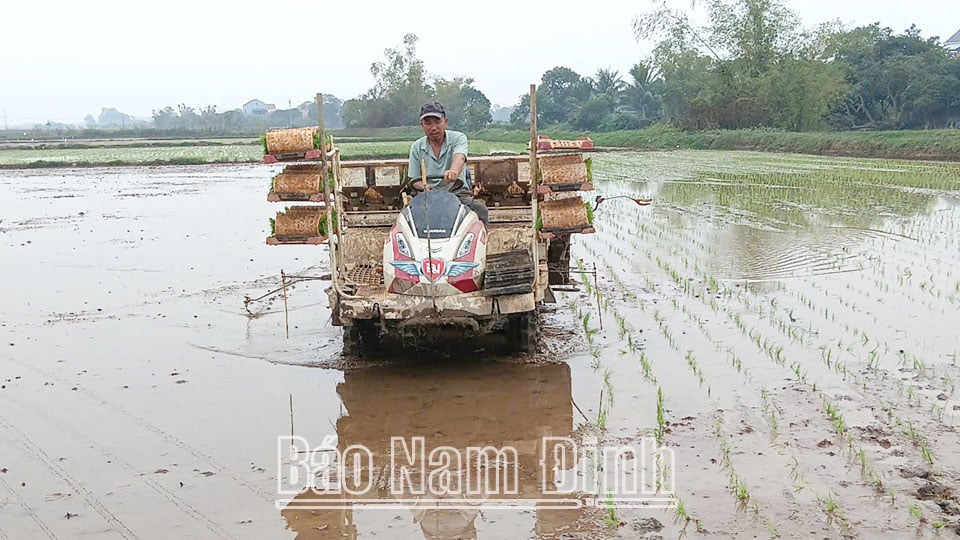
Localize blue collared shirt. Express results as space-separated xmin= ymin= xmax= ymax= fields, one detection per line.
xmin=408 ymin=130 xmax=468 ymax=191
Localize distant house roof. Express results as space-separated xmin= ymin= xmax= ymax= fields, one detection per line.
xmin=945 ymin=29 xmax=960 ymax=50
xmin=242 ymin=99 xmax=276 ymax=116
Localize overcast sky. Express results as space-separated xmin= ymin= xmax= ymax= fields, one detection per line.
xmin=2 ymin=0 xmax=956 ymax=125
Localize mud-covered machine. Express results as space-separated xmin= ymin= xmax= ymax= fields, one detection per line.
xmin=261 ymin=87 xmax=596 ymax=354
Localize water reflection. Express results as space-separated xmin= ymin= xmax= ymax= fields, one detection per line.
xmin=595 ymin=153 xmax=959 ymax=282
xmin=281 ymin=362 xmax=598 ymax=539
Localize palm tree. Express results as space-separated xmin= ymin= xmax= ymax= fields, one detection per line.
xmin=623 ymin=63 xmax=659 ymax=120
xmin=591 ymin=68 xmax=626 ymax=100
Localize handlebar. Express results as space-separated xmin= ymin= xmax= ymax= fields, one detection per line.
xmin=405 ymin=176 xmax=466 ymax=193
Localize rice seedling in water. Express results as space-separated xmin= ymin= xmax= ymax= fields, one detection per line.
xmin=639 ymin=351 xmax=656 ymax=383
xmin=909 ymin=502 xmax=926 ymax=525
xmin=603 ymin=491 xmax=619 ymax=527
xmin=654 ymin=387 xmax=666 ymax=445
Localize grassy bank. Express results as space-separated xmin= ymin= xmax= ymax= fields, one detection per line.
xmin=3 ymin=125 xmax=958 ymax=168
xmin=473 ymin=125 xmax=960 ymax=161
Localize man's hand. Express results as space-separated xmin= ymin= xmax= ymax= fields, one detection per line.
xmin=412 ymin=180 xmax=431 ymax=191
xmin=443 ymin=169 xmax=459 ymax=183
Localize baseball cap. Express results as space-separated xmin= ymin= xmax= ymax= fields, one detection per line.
xmin=419 ymin=102 xmax=446 ymax=121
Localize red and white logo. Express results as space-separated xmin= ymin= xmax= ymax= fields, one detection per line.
xmin=421 ymin=259 xmax=446 ymax=282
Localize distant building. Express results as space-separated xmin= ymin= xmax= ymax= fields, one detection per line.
xmin=945 ymin=29 xmax=960 ymax=57
xmin=243 ymin=99 xmax=276 ymax=116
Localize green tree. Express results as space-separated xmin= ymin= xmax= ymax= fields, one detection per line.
xmin=366 ymin=33 xmax=432 ymax=126
xmin=176 ymin=104 xmax=201 ymax=130
xmin=707 ymin=0 xmax=799 ymax=76
xmin=829 ymin=24 xmax=960 ymax=129
xmin=200 ymin=105 xmax=220 ymax=132
xmin=434 ymin=77 xmax=493 ymax=131
xmin=634 ymin=0 xmax=846 ymax=130
xmin=509 ymin=93 xmax=533 ymax=127
xmin=152 ymin=106 xmax=177 ymax=130
xmin=538 ymin=66 xmax=590 ymax=125
xmin=591 ymin=68 xmax=626 ymax=100
xmin=622 ymin=63 xmax=661 ymax=120
xmin=574 ymin=95 xmax=616 ymax=130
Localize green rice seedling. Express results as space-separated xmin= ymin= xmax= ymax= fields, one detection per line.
xmin=590 ymin=354 xmax=602 ymax=371
xmin=602 ymin=368 xmax=615 ymax=407
xmin=857 ymin=449 xmax=869 ymax=474
xmin=603 ymin=491 xmax=618 ymax=527
xmin=868 ymin=349 xmax=880 ymax=370
xmin=734 ymin=479 xmax=750 ymax=504
xmin=909 ymin=502 xmax=925 ymax=524
xmin=824 ymin=402 xmax=847 ymax=435
xmin=708 ymin=276 xmax=719 ymax=292
xmin=918 ymin=439 xmax=933 ymax=465
xmin=581 ymin=312 xmax=599 ymax=345
xmin=790 ymin=361 xmax=807 ymax=383
xmin=673 ymin=497 xmax=687 ymax=523
xmin=639 ymin=351 xmax=656 ymax=383
xmin=655 ymin=387 xmax=666 ymax=445
xmin=614 ymin=312 xmax=627 ymax=338
xmin=819 ymin=493 xmax=843 ymax=518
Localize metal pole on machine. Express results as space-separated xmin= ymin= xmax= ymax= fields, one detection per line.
xmin=422 ymin=158 xmax=438 ymax=315
xmin=529 ymin=84 xmax=540 ymax=293
xmin=317 ymin=92 xmax=341 ymax=280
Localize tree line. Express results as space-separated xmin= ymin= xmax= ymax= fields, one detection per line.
xmin=339 ymin=1 xmax=960 ymax=133
xmin=149 ymin=97 xmax=345 ymax=133
xmin=340 ymin=34 xmax=492 ymax=131
xmin=507 ymin=0 xmax=960 ymax=132
xmin=28 ymin=0 xmax=960 ymax=136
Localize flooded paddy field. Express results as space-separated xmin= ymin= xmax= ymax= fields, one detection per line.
xmin=1 ymin=150 xmax=959 ymax=538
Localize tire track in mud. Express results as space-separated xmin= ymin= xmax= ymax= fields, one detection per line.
xmin=0 ymin=355 xmax=276 ymax=505
xmin=0 ymin=416 xmax=138 ymax=539
xmin=0 ymin=472 xmax=57 ymax=539
xmin=1 ymin=394 xmax=233 ymax=539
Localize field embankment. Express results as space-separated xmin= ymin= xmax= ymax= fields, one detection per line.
xmin=3 ymin=126 xmax=959 ymax=168
xmin=474 ymin=125 xmax=960 ymax=161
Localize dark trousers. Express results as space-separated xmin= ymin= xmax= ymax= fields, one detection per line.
xmin=455 ymin=191 xmax=489 ymax=225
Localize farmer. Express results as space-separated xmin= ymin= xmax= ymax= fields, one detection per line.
xmin=408 ymin=101 xmax=489 ymax=225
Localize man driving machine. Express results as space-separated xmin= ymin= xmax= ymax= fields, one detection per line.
xmin=407 ymin=101 xmax=489 ymax=225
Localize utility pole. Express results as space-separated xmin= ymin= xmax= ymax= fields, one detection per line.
xmin=3 ymin=110 xmax=6 ymax=131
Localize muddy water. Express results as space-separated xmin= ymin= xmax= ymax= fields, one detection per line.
xmin=0 ymin=165 xmax=612 ymax=539
xmin=2 ymin=152 xmax=960 ymax=539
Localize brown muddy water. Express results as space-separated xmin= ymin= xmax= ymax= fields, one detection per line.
xmin=1 ymin=151 xmax=959 ymax=539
